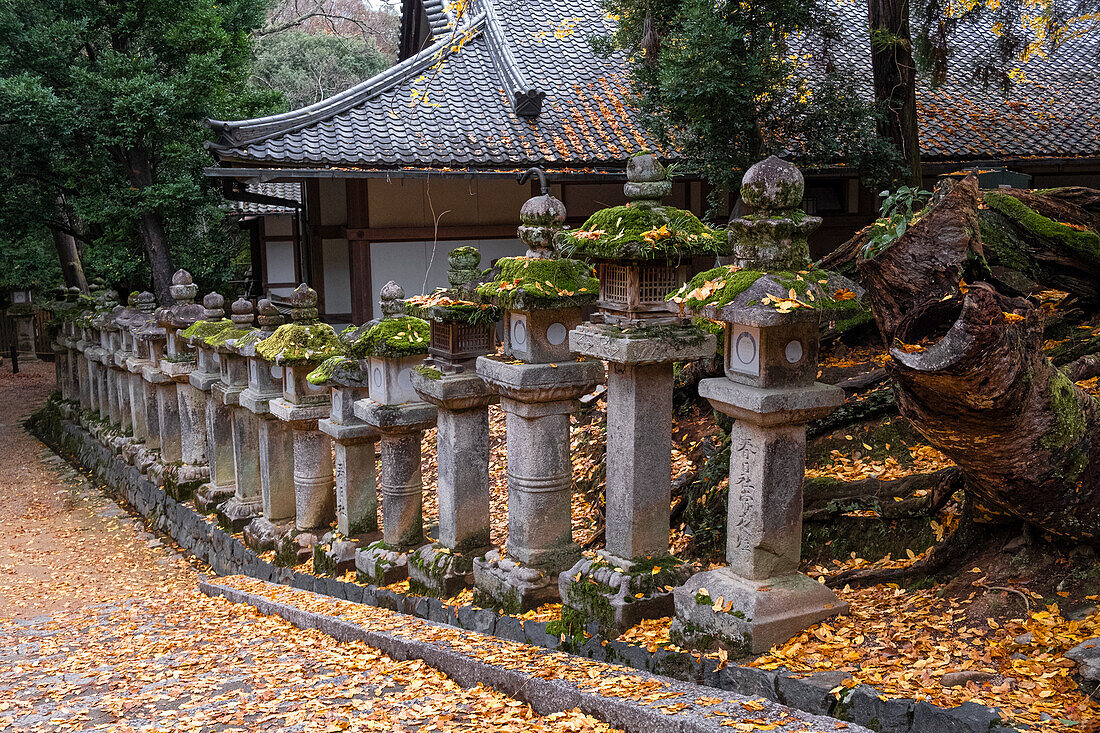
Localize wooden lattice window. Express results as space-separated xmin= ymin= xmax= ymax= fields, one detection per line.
xmin=639 ymin=265 xmax=679 ymax=304
xmin=598 ymin=263 xmax=630 ymax=305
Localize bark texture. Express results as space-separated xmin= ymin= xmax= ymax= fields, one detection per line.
xmin=112 ymin=145 xmax=175 ymax=304
xmin=857 ymin=175 xmax=1100 ymax=543
xmin=868 ymin=0 xmax=921 ymax=187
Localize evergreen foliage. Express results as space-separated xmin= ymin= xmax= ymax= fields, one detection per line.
xmin=252 ymin=30 xmax=390 ymax=108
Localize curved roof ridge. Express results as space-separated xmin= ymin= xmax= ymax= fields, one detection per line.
xmin=479 ymin=0 xmax=528 ymax=95
xmin=207 ymin=12 xmax=488 ymax=149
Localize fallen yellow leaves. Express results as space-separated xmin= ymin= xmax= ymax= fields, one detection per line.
xmin=805 ymin=444 xmax=955 ymax=483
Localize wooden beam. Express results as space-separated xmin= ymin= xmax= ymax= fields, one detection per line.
xmin=343 ymin=225 xmax=517 ymax=242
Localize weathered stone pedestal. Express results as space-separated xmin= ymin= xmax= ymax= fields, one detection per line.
xmin=410 ymin=370 xmax=496 ymax=597
xmin=561 ymin=325 xmax=712 ymax=631
xmin=473 ymin=356 xmax=602 ymax=611
xmin=128 ymin=300 xmax=163 ymax=470
xmin=10 ymin=302 xmax=40 ymax=362
xmin=215 ymin=299 xmax=263 ymax=530
xmin=187 ymin=294 xmax=235 ymax=513
xmin=353 ymin=398 xmax=436 ymax=585
xmin=239 ymin=302 xmax=296 ymax=553
xmin=313 ymin=361 xmax=380 ymax=575
xmin=157 ymin=271 xmax=209 ymax=498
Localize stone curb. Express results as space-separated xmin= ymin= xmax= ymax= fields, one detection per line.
xmin=198 ymin=577 xmax=868 ymax=733
xmin=29 ymin=400 xmax=1022 ymax=733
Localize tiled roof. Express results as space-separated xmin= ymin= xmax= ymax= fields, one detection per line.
xmin=225 ymin=182 xmax=302 ymax=215
xmin=207 ymin=0 xmax=1100 ymax=171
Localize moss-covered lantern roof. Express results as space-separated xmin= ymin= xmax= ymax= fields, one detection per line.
xmin=254 ymin=284 xmax=341 ymax=365
xmin=559 ymin=153 xmax=728 ymax=262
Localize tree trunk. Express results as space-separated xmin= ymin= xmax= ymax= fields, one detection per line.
xmin=868 ymin=0 xmax=922 ymax=188
xmin=856 ymin=174 xmax=1100 ymax=544
xmin=112 ymin=145 xmax=175 ymax=304
xmin=821 ymin=186 xmax=1100 ymax=308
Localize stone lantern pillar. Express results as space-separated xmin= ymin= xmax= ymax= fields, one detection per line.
xmin=64 ymin=287 xmax=84 ymax=407
xmin=185 ymin=293 xmax=236 ymax=513
xmin=407 ymin=249 xmax=501 ymax=597
xmin=156 ymin=270 xmax=210 ymax=499
xmin=8 ymin=289 xmax=39 ymax=362
xmin=671 ymin=156 xmax=847 ymax=655
xmin=216 ymin=298 xmax=265 ymax=530
xmin=261 ymin=285 xmax=340 ymax=559
xmin=471 ymin=176 xmax=604 ymax=612
xmin=311 ymin=355 xmax=379 ymax=575
xmin=91 ymin=289 xmax=121 ymax=428
xmin=239 ymin=300 xmax=297 ymax=551
xmin=352 ymin=282 xmax=437 ymax=585
xmin=46 ymin=288 xmax=71 ymax=399
xmin=123 ymin=293 xmax=160 ymax=467
xmin=109 ymin=294 xmax=141 ymax=438
xmin=74 ymin=295 xmax=94 ymax=412
xmin=558 ymin=153 xmax=723 ymax=633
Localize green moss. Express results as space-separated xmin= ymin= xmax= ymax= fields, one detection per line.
xmin=694 ymin=317 xmax=725 ymax=356
xmin=306 ymin=355 xmax=363 ymax=386
xmin=255 ymin=322 xmax=341 ymax=364
xmin=560 ymin=204 xmax=728 ymax=260
xmin=476 ymin=256 xmax=599 ymax=309
xmin=667 ymin=266 xmax=766 ymax=309
xmin=413 ymin=364 xmax=444 ymax=380
xmin=1041 ymin=370 xmax=1093 ymax=482
xmin=233 ymin=329 xmax=265 ymax=349
xmin=984 ymin=192 xmax=1100 ymax=268
xmin=346 ymin=316 xmax=430 ymax=359
xmin=206 ymin=326 xmax=254 ymax=348
xmin=405 ymin=296 xmax=498 ymax=326
xmin=181 ymin=319 xmax=232 ymax=340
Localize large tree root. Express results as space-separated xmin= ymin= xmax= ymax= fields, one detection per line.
xmin=824 ymin=504 xmax=988 ymax=588
xmin=803 ymin=466 xmax=962 ymax=521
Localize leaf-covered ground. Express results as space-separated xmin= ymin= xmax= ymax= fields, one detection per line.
xmin=0 ymin=362 xmax=616 ymax=733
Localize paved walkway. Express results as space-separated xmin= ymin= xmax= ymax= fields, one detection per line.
xmin=0 ymin=361 xmax=614 ymax=732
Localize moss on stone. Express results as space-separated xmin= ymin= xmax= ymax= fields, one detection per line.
xmin=413 ymin=364 xmax=444 ymax=380
xmin=984 ymin=191 xmax=1100 ymax=268
xmin=255 ymin=322 xmax=341 ymax=364
xmin=560 ymin=204 xmax=727 ymax=260
xmin=181 ymin=319 xmax=232 ymax=340
xmin=476 ymin=256 xmax=599 ymax=309
xmin=346 ymin=316 xmax=430 ymax=359
xmin=669 ymin=266 xmax=766 ymax=309
xmin=206 ymin=326 xmax=254 ymax=348
xmin=405 ymin=296 xmax=498 ymax=326
xmin=306 ymin=355 xmax=363 ymax=386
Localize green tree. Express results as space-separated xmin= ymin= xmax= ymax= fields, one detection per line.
xmin=595 ymin=0 xmax=899 ymax=205
xmin=252 ymin=30 xmax=390 ymax=108
xmin=0 ymin=0 xmax=281 ymax=303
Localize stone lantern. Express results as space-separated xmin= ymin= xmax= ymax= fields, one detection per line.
xmin=258 ymin=284 xmax=341 ymax=559
xmin=46 ymin=288 xmax=73 ymax=401
xmin=471 ymin=171 xmax=604 ymax=612
xmin=8 ymin=288 xmax=39 ymax=362
xmin=215 ymin=298 xmax=264 ymax=530
xmin=183 ymin=293 xmax=236 ymax=513
xmin=558 ymin=153 xmax=725 ymax=633
xmin=238 ymin=300 xmax=297 ymax=552
xmin=406 ymin=251 xmax=502 ymax=597
xmin=670 ymin=157 xmax=847 ymax=655
xmin=87 ymin=287 xmax=119 ymax=424
xmin=156 ymin=270 xmax=210 ymax=499
xmin=73 ymin=286 xmax=98 ymax=413
xmin=121 ymin=292 xmax=158 ymax=467
xmin=352 ymin=283 xmax=437 ymax=585
xmin=310 ymin=354 xmax=379 ymax=575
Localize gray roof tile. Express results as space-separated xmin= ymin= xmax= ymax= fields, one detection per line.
xmin=207 ymin=0 xmax=1100 ymax=170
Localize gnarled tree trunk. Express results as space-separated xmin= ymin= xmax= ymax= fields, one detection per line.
xmin=857 ymin=175 xmax=1100 ymax=544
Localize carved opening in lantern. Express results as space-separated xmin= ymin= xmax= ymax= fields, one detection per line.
xmin=595 ymin=260 xmax=689 ymax=324
xmin=428 ymin=320 xmax=495 ymax=372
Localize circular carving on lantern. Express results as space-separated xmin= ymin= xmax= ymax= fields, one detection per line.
xmin=306 ymin=380 xmax=325 ymax=392
xmin=212 ymin=353 xmax=220 ymax=366
xmin=785 ymin=340 xmax=804 ymax=364
xmin=511 ymin=318 xmax=527 ymax=347
xmin=398 ymin=367 xmax=413 ymax=394
xmin=735 ymin=331 xmax=758 ymax=367
xmin=269 ymin=365 xmax=283 ymax=380
xmin=372 ymin=366 xmax=383 ymax=388
xmin=546 ymin=322 xmax=568 ymax=346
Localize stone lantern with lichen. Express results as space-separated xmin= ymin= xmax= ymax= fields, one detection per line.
xmin=123 ymin=292 xmax=160 ymax=470
xmin=350 ymin=282 xmax=438 ymax=585
xmin=406 ymin=250 xmax=502 ymax=598
xmin=669 ymin=157 xmax=850 ymax=655
xmin=88 ymin=286 xmax=120 ymax=425
xmin=108 ymin=292 xmax=148 ymax=441
xmin=156 ymin=270 xmax=210 ymax=499
xmin=471 ymin=170 xmax=605 ymax=613
xmin=182 ymin=293 xmax=237 ymax=514
xmin=238 ymin=300 xmax=299 ymax=549
xmin=557 ymin=154 xmax=721 ymax=637
xmin=214 ymin=298 xmax=264 ymax=530
xmin=258 ymin=284 xmax=342 ymax=559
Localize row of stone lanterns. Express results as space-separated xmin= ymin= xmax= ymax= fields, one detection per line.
xmin=46 ymin=154 xmax=851 ymax=659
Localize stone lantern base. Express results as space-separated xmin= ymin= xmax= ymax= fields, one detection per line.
xmin=669 ymin=568 xmax=847 ymax=655
xmin=472 ymin=550 xmax=564 ymax=614
xmin=408 ymin=543 xmax=486 ymax=598
xmin=558 ymin=550 xmax=696 ymax=637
